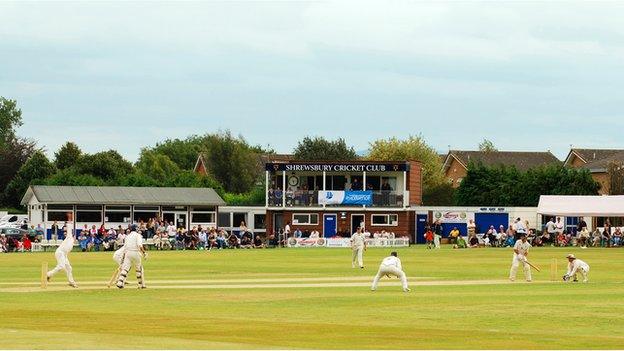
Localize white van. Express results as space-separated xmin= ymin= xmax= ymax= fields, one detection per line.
xmin=0 ymin=214 xmax=29 ymax=228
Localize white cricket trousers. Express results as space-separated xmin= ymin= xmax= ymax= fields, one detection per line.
xmin=352 ymin=247 xmax=364 ymax=268
xmin=47 ymin=251 xmax=75 ymax=284
xmin=116 ymin=250 xmax=145 ymax=288
xmin=509 ymin=255 xmax=532 ymax=281
xmin=371 ymin=265 xmax=408 ymax=290
xmin=434 ymin=234 xmax=441 ymax=249
xmin=571 ymin=267 xmax=590 ymax=282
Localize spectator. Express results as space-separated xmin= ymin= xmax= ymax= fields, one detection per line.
xmin=78 ymin=231 xmax=88 ymax=252
xmin=198 ymin=229 xmax=208 ymax=250
xmin=293 ymin=228 xmax=303 ymax=239
xmin=456 ymin=234 xmax=467 ymax=249
xmin=545 ymin=217 xmax=556 ymax=240
xmin=20 ymin=234 xmax=32 ymax=252
xmin=449 ymin=227 xmax=460 ymax=245
xmin=284 ymin=221 xmax=291 ymax=237
xmin=240 ymin=232 xmax=252 ymax=249
xmin=557 ymin=231 xmax=568 ymax=247
xmin=612 ymin=228 xmax=622 ymax=246
xmin=578 ymin=226 xmax=590 ymax=249
xmin=513 ymin=218 xmax=526 ymax=239
xmin=433 ymin=220 xmax=443 ymax=249
xmin=216 ymin=230 xmax=227 ymax=249
xmin=424 ymin=227 xmax=434 ymax=249
xmin=497 ymin=225 xmax=506 ymax=246
xmin=28 ymin=225 xmax=37 ymax=240
xmin=227 ymin=232 xmax=240 ymax=248
xmin=0 ymin=234 xmax=7 ymax=253
xmin=591 ymin=228 xmax=601 ymax=247
xmin=485 ymin=226 xmax=497 ymax=247
xmin=35 ymin=224 xmax=44 ymax=242
xmin=468 ymin=233 xmax=479 ymax=248
xmin=239 ymin=221 xmax=249 ymax=236
xmin=467 ymin=220 xmax=476 ymax=237
xmin=381 ymin=179 xmax=392 ymax=205
xmin=50 ymin=221 xmax=59 ymax=241
xmin=253 ymin=234 xmax=264 ymax=248
xmin=602 ymin=227 xmax=611 ymax=247
xmin=310 ymin=230 xmax=320 ymax=239
xmin=555 ymin=217 xmax=565 ymax=238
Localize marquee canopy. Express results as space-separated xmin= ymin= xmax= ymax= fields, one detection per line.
xmin=537 ymin=195 xmax=624 ymax=217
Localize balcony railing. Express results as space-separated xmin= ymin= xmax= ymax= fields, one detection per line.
xmin=267 ymin=190 xmax=407 ymax=207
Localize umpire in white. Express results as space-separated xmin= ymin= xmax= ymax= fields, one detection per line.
xmin=116 ymin=224 xmax=147 ymax=289
xmin=371 ymin=252 xmax=410 ymax=292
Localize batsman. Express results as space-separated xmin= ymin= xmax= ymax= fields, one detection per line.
xmin=509 ymin=233 xmax=532 ymax=282
xmin=116 ymin=224 xmax=147 ymax=289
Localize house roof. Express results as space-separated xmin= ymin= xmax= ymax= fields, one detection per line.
xmin=443 ymin=150 xmax=561 ymax=172
xmin=194 ymin=153 xmax=294 ymax=175
xmin=21 ymin=186 xmax=225 ymax=206
xmin=564 ymin=148 xmax=624 ymax=166
xmin=581 ymin=150 xmax=624 ymax=172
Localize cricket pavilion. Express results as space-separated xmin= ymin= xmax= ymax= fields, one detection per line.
xmin=263 ymin=160 xmax=423 ymax=240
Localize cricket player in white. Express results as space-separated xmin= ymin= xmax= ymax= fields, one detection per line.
xmin=564 ymin=254 xmax=590 ymax=283
xmin=509 ymin=233 xmax=532 ymax=282
xmin=47 ymin=231 xmax=78 ymax=288
xmin=351 ymin=227 xmax=367 ymax=269
xmin=116 ymin=225 xmax=147 ymax=289
xmin=371 ymin=252 xmax=409 ymax=292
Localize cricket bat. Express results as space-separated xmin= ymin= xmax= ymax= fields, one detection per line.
xmin=107 ymin=267 xmax=121 ymax=288
xmin=525 ymin=260 xmax=541 ymax=272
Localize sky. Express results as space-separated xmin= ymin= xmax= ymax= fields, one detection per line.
xmin=3 ymin=1 xmax=624 ymax=162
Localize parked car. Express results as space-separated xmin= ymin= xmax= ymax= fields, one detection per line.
xmin=0 ymin=214 xmax=28 ymax=228
xmin=0 ymin=227 xmax=29 ymax=238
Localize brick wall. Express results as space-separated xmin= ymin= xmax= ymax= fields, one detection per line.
xmin=267 ymin=210 xmax=414 ymax=242
xmin=408 ymin=160 xmax=423 ymax=205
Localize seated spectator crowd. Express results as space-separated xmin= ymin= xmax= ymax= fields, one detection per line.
xmin=1 ymin=217 xmax=268 ymax=253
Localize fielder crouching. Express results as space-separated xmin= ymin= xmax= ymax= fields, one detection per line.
xmin=371 ymin=251 xmax=410 ymax=292
xmin=564 ymin=254 xmax=590 ymax=283
xmin=116 ymin=224 xmax=147 ymax=289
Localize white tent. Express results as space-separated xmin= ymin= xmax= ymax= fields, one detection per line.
xmin=537 ymin=195 xmax=624 ymax=217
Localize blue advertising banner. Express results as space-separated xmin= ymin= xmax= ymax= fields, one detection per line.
xmin=318 ymin=191 xmax=372 ymax=205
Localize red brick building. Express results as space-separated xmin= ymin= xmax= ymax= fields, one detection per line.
xmin=264 ymin=160 xmax=422 ymax=241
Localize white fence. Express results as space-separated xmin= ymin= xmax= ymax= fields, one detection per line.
xmin=287 ymin=237 xmax=410 ymax=248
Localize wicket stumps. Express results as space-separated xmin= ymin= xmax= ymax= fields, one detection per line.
xmin=550 ymin=258 xmax=558 ymax=281
xmin=41 ymin=262 xmax=48 ymax=289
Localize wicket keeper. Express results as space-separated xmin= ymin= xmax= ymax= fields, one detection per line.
xmin=563 ymin=254 xmax=590 ymax=283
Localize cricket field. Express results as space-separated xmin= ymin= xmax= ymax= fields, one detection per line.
xmin=0 ymin=246 xmax=622 ymax=349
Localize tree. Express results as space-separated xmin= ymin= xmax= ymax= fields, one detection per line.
xmin=0 ymin=97 xmax=22 ymax=147
xmin=293 ymin=136 xmax=358 ymax=161
xmin=145 ymin=137 xmax=202 ymax=170
xmin=478 ymin=139 xmax=498 ymax=152
xmin=134 ymin=150 xmax=181 ymax=183
xmin=54 ymin=142 xmax=83 ymax=170
xmin=43 ymin=168 xmax=106 ymax=186
xmin=75 ymin=150 xmax=133 ymax=182
xmin=0 ymin=137 xmax=37 ymax=205
xmin=422 ymin=183 xmax=455 ymax=206
xmin=608 ymin=161 xmax=624 ymax=195
xmin=368 ymin=135 xmax=446 ymax=190
xmin=3 ymin=151 xmax=56 ymax=207
xmin=455 ymin=163 xmax=599 ymax=206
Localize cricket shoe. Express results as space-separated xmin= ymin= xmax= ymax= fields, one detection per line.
xmin=403 ymin=288 xmax=411 ymax=292
xmin=68 ymin=282 xmax=78 ymax=288
xmin=138 ymin=285 xmax=147 ymax=289
xmin=116 ymin=283 xmax=124 ymax=289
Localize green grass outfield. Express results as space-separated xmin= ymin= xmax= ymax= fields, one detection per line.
xmin=0 ymin=246 xmax=623 ymax=349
